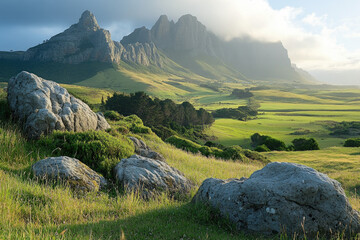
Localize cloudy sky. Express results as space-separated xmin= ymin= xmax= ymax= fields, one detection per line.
xmin=1 ymin=0 xmax=360 ymax=85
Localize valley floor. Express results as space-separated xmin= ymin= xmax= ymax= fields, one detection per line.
xmin=1 ymin=82 xmax=360 ymax=239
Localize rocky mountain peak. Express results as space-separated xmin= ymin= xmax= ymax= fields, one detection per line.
xmin=154 ymin=15 xmax=170 ymax=26
xmin=177 ymin=14 xmax=200 ymax=25
xmin=121 ymin=26 xmax=152 ymax=45
xmin=77 ymin=10 xmax=100 ymax=31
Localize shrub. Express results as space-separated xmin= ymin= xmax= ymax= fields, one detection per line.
xmin=204 ymin=141 xmax=225 ymax=149
xmin=166 ymin=136 xmax=267 ymax=163
xmin=344 ymin=138 xmax=360 ymax=147
xmin=212 ymin=106 xmax=257 ymax=121
xmin=254 ymin=144 xmax=270 ymax=152
xmin=37 ymin=130 xmax=134 ymax=178
xmin=165 ymin=135 xmax=201 ymax=154
xmin=199 ymin=146 xmax=212 ymax=157
xmin=221 ymin=146 xmax=247 ymax=161
xmin=243 ymin=149 xmax=269 ymax=163
xmin=251 ymin=133 xmax=287 ymax=151
xmin=129 ymin=124 xmax=151 ymax=134
xmin=231 ymin=88 xmax=253 ymax=99
xmin=104 ymin=110 xmax=123 ymax=121
xmin=264 ymin=137 xmax=287 ymax=151
xmin=291 ymin=138 xmax=320 ymax=151
xmin=110 ymin=114 xmax=150 ymax=135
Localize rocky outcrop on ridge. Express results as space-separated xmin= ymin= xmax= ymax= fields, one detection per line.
xmin=193 ymin=162 xmax=360 ymax=237
xmin=32 ymin=156 xmax=107 ymax=192
xmin=7 ymin=71 xmax=110 ymax=139
xmin=22 ymin=11 xmax=163 ymax=67
xmin=114 ymin=154 xmax=193 ymax=199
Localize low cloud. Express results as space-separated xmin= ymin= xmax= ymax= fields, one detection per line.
xmin=1 ymin=0 xmax=360 ymax=74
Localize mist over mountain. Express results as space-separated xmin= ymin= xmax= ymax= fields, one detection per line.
xmin=0 ymin=10 xmax=314 ymax=84
xmin=122 ymin=14 xmax=305 ymax=82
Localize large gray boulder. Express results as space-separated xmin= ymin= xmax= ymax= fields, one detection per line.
xmin=128 ymin=136 xmax=165 ymax=161
xmin=32 ymin=156 xmax=107 ymax=192
xmin=114 ymin=154 xmax=193 ymax=199
xmin=193 ymin=162 xmax=360 ymax=237
xmin=7 ymin=71 xmax=110 ymax=139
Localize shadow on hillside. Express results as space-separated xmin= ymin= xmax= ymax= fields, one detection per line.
xmin=350 ymin=152 xmax=360 ymax=156
xmin=39 ymin=203 xmax=270 ymax=240
xmin=0 ymin=60 xmax=113 ymax=84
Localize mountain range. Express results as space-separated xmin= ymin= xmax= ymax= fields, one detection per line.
xmin=0 ymin=10 xmax=315 ymax=95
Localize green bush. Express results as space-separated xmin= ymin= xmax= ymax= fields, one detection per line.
xmin=204 ymin=141 xmax=225 ymax=149
xmin=166 ymin=135 xmax=267 ymax=163
xmin=130 ymin=124 xmax=151 ymax=134
xmin=291 ymin=138 xmax=320 ymax=151
xmin=165 ymin=135 xmax=202 ymax=154
xmin=254 ymin=144 xmax=270 ymax=152
xmin=221 ymin=146 xmax=247 ymax=161
xmin=344 ymin=138 xmax=360 ymax=147
xmin=243 ymin=149 xmax=269 ymax=163
xmin=199 ymin=146 xmax=212 ymax=157
xmin=37 ymin=130 xmax=134 ymax=178
xmin=104 ymin=110 xmax=123 ymax=121
xmin=251 ymin=133 xmax=287 ymax=151
xmin=109 ymin=114 xmax=151 ymax=135
xmin=264 ymin=137 xmax=287 ymax=151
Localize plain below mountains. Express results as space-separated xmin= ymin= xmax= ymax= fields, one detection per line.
xmin=0 ymin=10 xmax=315 ymax=97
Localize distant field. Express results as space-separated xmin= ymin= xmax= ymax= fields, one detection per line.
xmin=59 ymin=83 xmax=360 ymax=150
xmin=204 ymin=88 xmax=360 ymax=148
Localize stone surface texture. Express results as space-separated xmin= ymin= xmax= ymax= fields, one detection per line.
xmin=32 ymin=156 xmax=107 ymax=192
xmin=114 ymin=154 xmax=193 ymax=198
xmin=128 ymin=136 xmax=165 ymax=161
xmin=7 ymin=71 xmax=110 ymax=139
xmin=192 ymin=162 xmax=360 ymax=236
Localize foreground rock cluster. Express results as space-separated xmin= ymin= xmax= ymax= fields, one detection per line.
xmin=193 ymin=162 xmax=360 ymax=237
xmin=6 ymin=71 xmax=192 ymax=198
xmin=7 ymin=71 xmax=110 ymax=139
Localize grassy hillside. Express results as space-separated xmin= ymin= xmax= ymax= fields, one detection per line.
xmin=0 ymin=87 xmax=265 ymax=239
xmin=1 ymin=114 xmax=360 ymax=239
xmin=1 ymin=83 xmax=360 ymax=239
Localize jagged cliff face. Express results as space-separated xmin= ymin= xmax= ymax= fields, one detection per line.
xmin=125 ymin=14 xmax=301 ymax=81
xmin=23 ymin=11 xmax=163 ymax=67
xmin=2 ymin=10 xmax=309 ymax=82
xmin=149 ymin=15 xmax=222 ymax=57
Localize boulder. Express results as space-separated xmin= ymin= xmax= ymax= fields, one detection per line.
xmin=192 ymin=162 xmax=360 ymax=237
xmin=7 ymin=71 xmax=110 ymax=139
xmin=32 ymin=156 xmax=107 ymax=192
xmin=129 ymin=136 xmax=166 ymax=161
xmin=114 ymin=154 xmax=193 ymax=199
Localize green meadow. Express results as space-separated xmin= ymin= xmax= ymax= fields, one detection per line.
xmin=1 ymin=74 xmax=360 ymax=239
xmin=204 ymin=88 xmax=360 ymax=149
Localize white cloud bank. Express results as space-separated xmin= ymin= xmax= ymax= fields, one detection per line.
xmin=134 ymin=0 xmax=360 ymax=72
